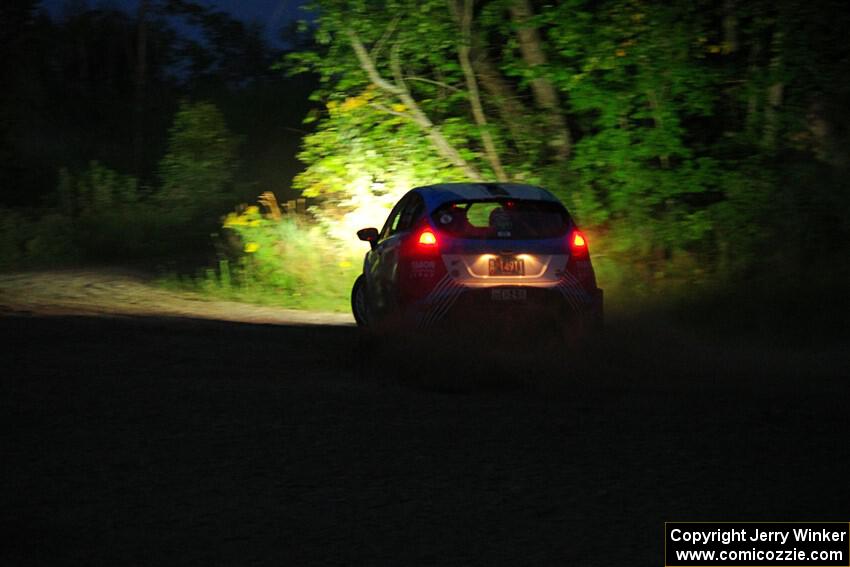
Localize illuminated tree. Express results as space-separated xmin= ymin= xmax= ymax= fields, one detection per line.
xmin=289 ymin=0 xmax=850 ymax=287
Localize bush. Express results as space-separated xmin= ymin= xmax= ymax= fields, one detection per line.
xmin=197 ymin=203 xmax=363 ymax=311
xmin=0 ymin=208 xmax=31 ymax=270
xmin=0 ymin=208 xmax=81 ymax=270
xmin=25 ymin=213 xmax=79 ymax=264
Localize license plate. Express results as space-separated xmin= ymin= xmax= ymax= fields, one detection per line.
xmin=489 ymin=256 xmax=525 ymax=276
xmin=491 ymin=288 xmax=527 ymax=301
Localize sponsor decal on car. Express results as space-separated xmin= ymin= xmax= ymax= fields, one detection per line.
xmin=417 ymin=273 xmax=464 ymax=329
xmin=411 ymin=260 xmax=436 ymax=278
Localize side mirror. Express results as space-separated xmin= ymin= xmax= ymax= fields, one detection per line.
xmin=357 ymin=227 xmax=379 ymax=249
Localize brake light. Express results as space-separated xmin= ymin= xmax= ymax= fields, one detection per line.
xmin=569 ymin=230 xmax=588 ymax=258
xmin=418 ymin=229 xmax=438 ymax=247
xmin=400 ymin=227 xmax=446 ymax=302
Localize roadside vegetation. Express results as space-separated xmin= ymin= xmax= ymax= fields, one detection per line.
xmin=161 ymin=205 xmax=362 ymax=312
xmin=2 ymin=0 xmax=849 ymax=325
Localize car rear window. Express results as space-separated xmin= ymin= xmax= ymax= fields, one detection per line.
xmin=432 ymin=199 xmax=570 ymax=239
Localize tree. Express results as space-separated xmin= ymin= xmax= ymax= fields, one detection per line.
xmin=288 ymin=0 xmax=850 ymax=287
xmin=158 ymin=100 xmax=239 ymax=211
xmin=545 ymin=2 xmax=721 ymax=248
xmin=290 ymin=1 xmax=722 ymax=265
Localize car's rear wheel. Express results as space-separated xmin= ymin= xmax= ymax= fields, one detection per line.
xmin=351 ymin=274 xmax=370 ymax=327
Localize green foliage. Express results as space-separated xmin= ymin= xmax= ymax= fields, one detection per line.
xmin=291 ymin=0 xmax=516 ymax=179
xmin=0 ymin=208 xmax=31 ymax=270
xmin=2 ymin=152 xmax=238 ymax=269
xmin=0 ymin=161 xmax=143 ymax=269
xmin=283 ymin=0 xmax=850 ymax=302
xmin=158 ymin=101 xmax=240 ymax=212
xmin=25 ymin=213 xmax=79 ymax=264
xmin=295 ymin=90 xmax=468 ymax=238
xmin=204 ymin=206 xmax=362 ymax=311
xmin=1 ymin=95 xmax=246 ymax=270
xmin=0 ymin=207 xmax=80 ymax=270
xmin=4 ymin=0 xmax=849 ymax=317
xmin=537 ymin=1 xmax=743 ymax=288
xmin=56 ymin=161 xmax=177 ymax=261
xmin=57 ymin=162 xmax=141 ymax=216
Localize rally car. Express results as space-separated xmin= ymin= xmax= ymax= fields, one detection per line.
xmin=351 ymin=183 xmax=603 ymax=339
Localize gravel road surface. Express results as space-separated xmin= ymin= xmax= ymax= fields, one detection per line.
xmin=2 ymin=271 xmax=848 ymax=565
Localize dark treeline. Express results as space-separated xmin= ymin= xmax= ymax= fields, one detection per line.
xmin=0 ymin=0 xmax=315 ymax=266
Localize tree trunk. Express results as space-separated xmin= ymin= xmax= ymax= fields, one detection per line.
xmin=450 ymin=0 xmax=508 ymax=181
xmin=347 ymin=30 xmax=483 ymax=181
xmin=762 ymin=30 xmax=783 ymax=152
xmin=722 ymin=0 xmax=738 ymax=54
xmin=509 ymin=0 xmax=571 ymax=159
xmin=745 ymin=38 xmax=761 ymax=139
xmin=473 ymin=49 xmax=530 ymax=155
xmin=646 ymin=88 xmax=669 ymax=168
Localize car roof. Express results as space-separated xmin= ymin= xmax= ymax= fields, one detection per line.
xmin=412 ymin=183 xmax=560 ymax=210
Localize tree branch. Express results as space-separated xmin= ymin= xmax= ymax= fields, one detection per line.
xmin=369 ymin=101 xmax=409 ymax=119
xmin=473 ymin=50 xmax=532 ymax=150
xmin=347 ymin=30 xmax=402 ymax=94
xmin=450 ymin=0 xmax=508 ymax=180
xmin=346 ymin=29 xmax=483 ymax=180
xmin=370 ymin=16 xmax=400 ymax=60
xmin=403 ymin=76 xmax=465 ymax=93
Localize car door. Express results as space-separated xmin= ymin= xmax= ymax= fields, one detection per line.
xmin=368 ymin=196 xmax=408 ymax=316
xmin=370 ymin=193 xmax=425 ymax=316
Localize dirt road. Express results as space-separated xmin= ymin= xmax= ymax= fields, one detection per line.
xmin=0 ymin=270 xmax=353 ymax=325
xmin=2 ymin=272 xmax=848 ymax=565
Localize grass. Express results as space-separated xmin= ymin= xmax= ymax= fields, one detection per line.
xmin=157 ymin=213 xmax=366 ymax=313
xmin=157 ymin=258 xmax=359 ymax=313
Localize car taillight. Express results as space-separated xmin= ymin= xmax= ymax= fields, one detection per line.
xmin=566 ymin=228 xmax=596 ymax=289
xmin=400 ymin=226 xmax=446 ymax=303
xmin=401 ymin=226 xmax=441 ymax=260
xmin=418 ymin=229 xmax=438 ymax=247
xmin=569 ymin=230 xmax=588 ymax=259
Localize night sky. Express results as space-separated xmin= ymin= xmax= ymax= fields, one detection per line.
xmin=40 ymin=0 xmax=306 ymax=45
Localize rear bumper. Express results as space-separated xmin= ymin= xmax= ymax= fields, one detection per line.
xmin=410 ymin=275 xmax=602 ymax=330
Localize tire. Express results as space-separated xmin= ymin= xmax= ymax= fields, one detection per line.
xmin=351 ymin=274 xmax=370 ymax=328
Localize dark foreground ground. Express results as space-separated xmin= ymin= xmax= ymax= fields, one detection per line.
xmin=2 ymin=312 xmax=848 ymax=565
